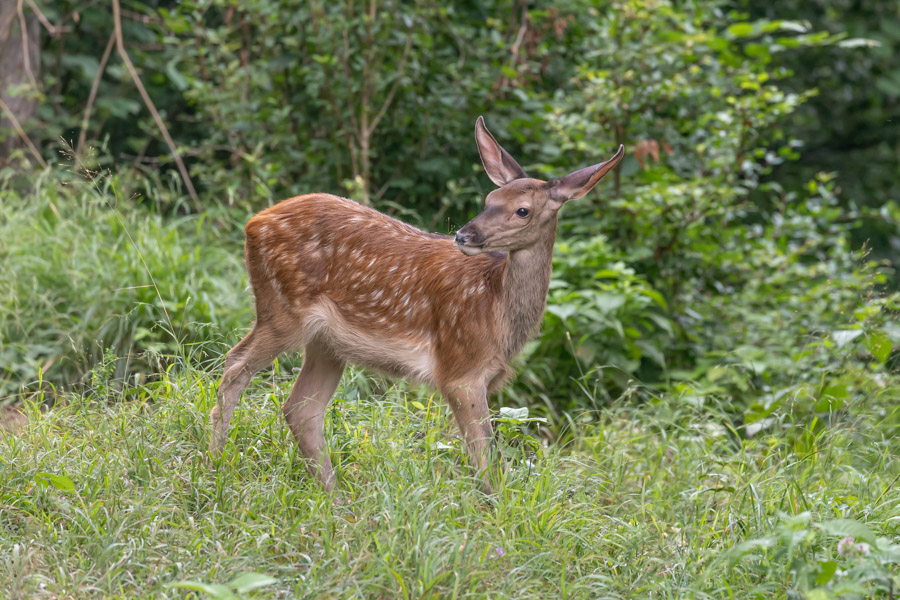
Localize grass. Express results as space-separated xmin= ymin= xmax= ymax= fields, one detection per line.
xmin=1 ymin=360 xmax=898 ymax=599
xmin=0 ymin=176 xmax=250 ymax=398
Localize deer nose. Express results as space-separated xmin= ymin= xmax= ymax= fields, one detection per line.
xmin=456 ymin=224 xmax=484 ymax=246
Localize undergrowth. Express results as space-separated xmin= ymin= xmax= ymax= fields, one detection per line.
xmin=0 ymin=172 xmax=250 ymax=398
xmin=1 ymin=361 xmax=897 ymax=599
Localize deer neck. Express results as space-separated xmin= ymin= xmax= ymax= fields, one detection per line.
xmin=500 ymin=223 xmax=557 ymax=360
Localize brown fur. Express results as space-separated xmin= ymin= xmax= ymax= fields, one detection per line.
xmin=210 ymin=117 xmax=624 ymax=492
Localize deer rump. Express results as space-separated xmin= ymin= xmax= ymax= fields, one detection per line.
xmin=244 ymin=193 xmax=510 ymax=390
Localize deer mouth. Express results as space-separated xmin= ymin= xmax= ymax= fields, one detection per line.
xmin=456 ymin=242 xmax=485 ymax=256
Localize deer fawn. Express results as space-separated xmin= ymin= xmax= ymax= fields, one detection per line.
xmin=211 ymin=116 xmax=624 ymax=492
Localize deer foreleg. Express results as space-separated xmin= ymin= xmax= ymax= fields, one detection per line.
xmin=442 ymin=382 xmax=503 ymax=493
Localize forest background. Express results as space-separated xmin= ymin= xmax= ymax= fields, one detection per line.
xmin=1 ymin=1 xmax=899 ymax=598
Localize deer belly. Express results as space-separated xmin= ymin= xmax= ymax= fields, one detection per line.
xmin=302 ymin=299 xmax=434 ymax=383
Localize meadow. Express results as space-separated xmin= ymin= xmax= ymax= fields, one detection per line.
xmin=4 ymin=359 xmax=898 ymax=599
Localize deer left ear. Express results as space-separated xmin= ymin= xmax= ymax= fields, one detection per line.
xmin=549 ymin=145 xmax=625 ymax=203
xmin=475 ymin=116 xmax=528 ymax=187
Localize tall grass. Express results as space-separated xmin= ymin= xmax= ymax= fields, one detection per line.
xmin=1 ymin=363 xmax=897 ymax=598
xmin=0 ymin=172 xmax=250 ymax=398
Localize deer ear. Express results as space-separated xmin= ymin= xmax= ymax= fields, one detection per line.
xmin=475 ymin=116 xmax=528 ymax=187
xmin=549 ymin=145 xmax=625 ymax=203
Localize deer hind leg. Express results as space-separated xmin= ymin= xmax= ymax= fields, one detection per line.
xmin=442 ymin=382 xmax=503 ymax=494
xmin=210 ymin=324 xmax=294 ymax=454
xmin=282 ymin=340 xmax=345 ymax=491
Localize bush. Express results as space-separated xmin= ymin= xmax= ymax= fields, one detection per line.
xmin=0 ymin=172 xmax=250 ymax=398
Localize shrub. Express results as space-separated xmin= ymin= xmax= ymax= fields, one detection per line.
xmin=0 ymin=173 xmax=250 ymax=398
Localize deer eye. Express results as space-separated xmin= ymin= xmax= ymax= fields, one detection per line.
xmin=515 ymin=208 xmax=530 ymax=218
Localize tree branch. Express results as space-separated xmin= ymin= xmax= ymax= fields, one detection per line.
xmin=111 ymin=0 xmax=198 ymax=205
xmin=16 ymin=0 xmax=38 ymax=89
xmin=25 ymin=0 xmax=57 ymax=37
xmin=0 ymin=97 xmax=46 ymax=167
xmin=76 ymin=31 xmax=115 ymax=155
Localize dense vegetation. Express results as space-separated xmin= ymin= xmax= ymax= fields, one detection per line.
xmin=1 ymin=0 xmax=898 ymax=598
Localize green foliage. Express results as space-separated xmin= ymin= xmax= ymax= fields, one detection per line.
xmin=2 ymin=2 xmax=897 ymax=597
xmin=0 ymin=174 xmax=250 ymax=397
xmin=494 ymin=0 xmax=900 ymax=414
xmin=3 ymin=0 xmax=897 ymax=417
xmin=169 ymin=572 xmax=278 ymax=599
xmin=726 ymin=513 xmax=900 ymax=598
xmin=1 ymin=365 xmax=897 ymax=598
xmin=733 ymin=0 xmax=900 ymax=283
xmin=519 ymin=236 xmax=672 ymax=410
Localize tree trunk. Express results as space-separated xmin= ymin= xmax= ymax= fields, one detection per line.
xmin=0 ymin=1 xmax=40 ymax=161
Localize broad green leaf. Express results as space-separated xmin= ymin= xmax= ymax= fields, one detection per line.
xmin=725 ymin=537 xmax=776 ymax=566
xmin=865 ymin=330 xmax=892 ymax=363
xmin=817 ymin=382 xmax=849 ymax=412
xmin=832 ymin=329 xmax=863 ymax=348
xmin=636 ymin=341 xmax=666 ymax=368
xmin=727 ymin=23 xmax=754 ymax=38
xmin=593 ymin=293 xmax=626 ymax=312
xmin=639 ymin=288 xmax=668 ymax=310
xmin=229 ymin=572 xmax=278 ymax=594
xmin=167 ymin=581 xmax=236 ymax=599
xmin=819 ymin=519 xmax=878 ymax=545
xmin=815 ymin=560 xmax=837 ymax=586
xmin=774 ymin=20 xmax=808 ymax=33
xmin=499 ymin=407 xmax=529 ymax=421
xmin=546 ymin=304 xmax=576 ymax=321
xmin=838 ymin=38 xmax=880 ymax=48
xmin=744 ymin=43 xmax=769 ymax=58
xmin=647 ymin=312 xmax=674 ymax=336
xmin=831 ymin=582 xmax=869 ymax=595
xmin=61 ymin=54 xmax=100 ymax=81
xmin=35 ymin=472 xmax=75 ymax=493
xmin=166 ymin=60 xmax=189 ymax=91
xmin=411 ymin=401 xmax=425 ymax=410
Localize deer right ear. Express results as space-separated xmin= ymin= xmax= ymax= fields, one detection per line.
xmin=549 ymin=145 xmax=625 ymax=203
xmin=475 ymin=116 xmax=528 ymax=187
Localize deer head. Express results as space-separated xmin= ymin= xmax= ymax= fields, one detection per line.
xmin=455 ymin=116 xmax=625 ymax=256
